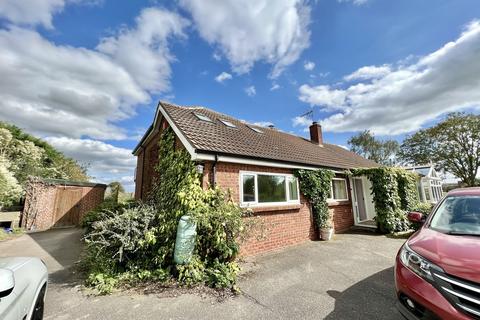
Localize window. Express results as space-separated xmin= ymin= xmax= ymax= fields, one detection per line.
xmin=242 ymin=174 xmax=255 ymax=203
xmin=288 ymin=176 xmax=299 ymax=201
xmin=330 ymin=178 xmax=348 ymax=201
xmin=240 ymin=172 xmax=299 ymax=206
xmin=193 ymin=112 xmax=212 ymax=122
xmin=219 ymin=119 xmax=236 ymax=128
xmin=247 ymin=125 xmax=263 ymax=133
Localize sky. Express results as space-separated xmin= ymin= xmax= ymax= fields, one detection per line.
xmin=0 ymin=0 xmax=479 ymax=191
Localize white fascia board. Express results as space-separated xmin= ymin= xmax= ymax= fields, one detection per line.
xmin=156 ymin=102 xmax=198 ymax=159
xmin=194 ymin=153 xmax=345 ymax=173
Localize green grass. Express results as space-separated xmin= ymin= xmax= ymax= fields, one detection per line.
xmin=0 ymin=228 xmax=25 ymax=242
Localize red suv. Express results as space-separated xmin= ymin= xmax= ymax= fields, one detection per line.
xmin=395 ymin=188 xmax=480 ymax=320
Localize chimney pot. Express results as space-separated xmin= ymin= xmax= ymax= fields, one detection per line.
xmin=309 ymin=122 xmax=323 ymax=145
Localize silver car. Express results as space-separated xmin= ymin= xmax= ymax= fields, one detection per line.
xmin=0 ymin=257 xmax=48 ymax=320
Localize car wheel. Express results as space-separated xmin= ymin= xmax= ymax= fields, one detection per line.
xmin=31 ymin=285 xmax=46 ymax=320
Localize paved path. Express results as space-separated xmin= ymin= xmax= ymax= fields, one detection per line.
xmin=0 ymin=229 xmax=406 ymax=319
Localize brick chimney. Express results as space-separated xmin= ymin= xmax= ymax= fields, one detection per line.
xmin=309 ymin=122 xmax=323 ymax=145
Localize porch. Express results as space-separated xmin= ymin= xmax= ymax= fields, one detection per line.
xmin=349 ymin=176 xmax=377 ymax=229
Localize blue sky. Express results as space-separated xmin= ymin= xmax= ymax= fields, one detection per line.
xmin=0 ymin=0 xmax=479 ymax=191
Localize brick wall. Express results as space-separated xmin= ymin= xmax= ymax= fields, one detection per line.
xmin=330 ymin=204 xmax=354 ymax=233
xmin=23 ymin=181 xmax=106 ymax=231
xmin=135 ymin=120 xmax=181 ymax=201
xmin=204 ymin=162 xmax=354 ymax=256
xmin=134 ymin=128 xmax=356 ymax=256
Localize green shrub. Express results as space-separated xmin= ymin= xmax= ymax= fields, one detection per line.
xmin=412 ymin=202 xmax=434 ymax=216
xmin=354 ymin=167 xmax=417 ymax=233
xmin=409 ymin=202 xmax=434 ymax=231
xmin=82 ymin=127 xmax=250 ymax=294
xmin=206 ymin=260 xmax=240 ymax=290
xmin=294 ymin=169 xmax=334 ymax=230
xmin=81 ymin=198 xmax=135 ymax=232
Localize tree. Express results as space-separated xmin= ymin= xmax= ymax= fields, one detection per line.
xmin=108 ymin=181 xmax=125 ymax=203
xmin=0 ymin=122 xmax=89 ymax=186
xmin=348 ymin=130 xmax=399 ymax=165
xmin=0 ymin=156 xmax=23 ymax=209
xmin=399 ymin=113 xmax=480 ymax=187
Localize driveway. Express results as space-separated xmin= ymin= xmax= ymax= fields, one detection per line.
xmin=0 ymin=229 xmax=405 ymax=319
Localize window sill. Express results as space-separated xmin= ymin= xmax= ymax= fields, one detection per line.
xmin=327 ymin=200 xmax=350 ymax=206
xmin=242 ymin=203 xmax=302 ymax=213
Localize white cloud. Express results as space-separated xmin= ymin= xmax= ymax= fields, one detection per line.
xmin=299 ymin=85 xmax=346 ymax=110
xmin=292 ymin=115 xmax=311 ymax=127
xmin=337 ymin=0 xmax=368 ymax=5
xmin=97 ymin=8 xmax=189 ymax=94
xmin=304 ymin=60 xmax=315 ymax=71
xmin=252 ymin=121 xmax=274 ymax=127
xmin=0 ymin=8 xmax=187 ymax=139
xmin=0 ymin=0 xmax=65 ymax=28
xmin=180 ymin=0 xmax=311 ymax=78
xmin=298 ymin=20 xmax=480 ymax=135
xmin=215 ymin=71 xmax=232 ymax=83
xmin=344 ymin=64 xmax=391 ymax=81
xmin=245 ymin=85 xmax=256 ymax=97
xmin=270 ymin=83 xmax=280 ymax=91
xmin=45 ymin=137 xmax=136 ymax=190
xmin=0 ymin=0 xmax=102 ymax=29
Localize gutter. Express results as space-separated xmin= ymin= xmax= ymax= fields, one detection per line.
xmin=211 ymin=154 xmax=218 ymax=187
xmin=139 ymin=146 xmax=146 ymax=200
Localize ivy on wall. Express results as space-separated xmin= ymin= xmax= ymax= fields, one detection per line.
xmin=294 ymin=169 xmax=334 ymax=230
xmin=353 ymin=167 xmax=419 ymax=233
xmin=83 ymin=127 xmax=251 ymax=293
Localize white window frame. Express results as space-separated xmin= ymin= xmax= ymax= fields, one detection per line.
xmin=328 ymin=178 xmax=349 ymax=202
xmin=239 ymin=171 xmax=300 ymax=207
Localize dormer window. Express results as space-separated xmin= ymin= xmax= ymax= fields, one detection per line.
xmin=219 ymin=119 xmax=236 ymax=128
xmin=248 ymin=125 xmax=263 ymax=133
xmin=193 ymin=112 xmax=212 ymax=122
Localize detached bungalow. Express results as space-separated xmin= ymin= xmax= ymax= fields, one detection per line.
xmin=133 ymin=102 xmax=379 ymax=255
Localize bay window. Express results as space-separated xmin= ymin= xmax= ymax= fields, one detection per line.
xmin=240 ymin=172 xmax=300 ymax=206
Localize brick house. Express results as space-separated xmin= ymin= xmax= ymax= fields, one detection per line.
xmin=133 ymin=101 xmax=378 ymax=255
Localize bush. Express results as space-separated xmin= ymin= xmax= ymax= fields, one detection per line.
xmin=82 ymin=128 xmax=250 ymax=294
xmin=354 ymin=167 xmax=418 ymax=233
xmin=412 ymin=202 xmax=434 ymax=216
xmin=409 ymin=202 xmax=434 ymax=231
xmin=81 ymin=198 xmax=135 ymax=232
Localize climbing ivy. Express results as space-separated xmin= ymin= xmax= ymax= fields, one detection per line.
xmin=83 ymin=127 xmax=250 ymax=293
xmin=294 ymin=169 xmax=334 ymax=230
xmin=353 ymin=167 xmax=418 ymax=233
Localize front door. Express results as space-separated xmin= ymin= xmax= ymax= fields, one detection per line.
xmin=353 ymin=178 xmax=368 ymax=221
xmin=53 ymin=187 xmax=83 ymax=227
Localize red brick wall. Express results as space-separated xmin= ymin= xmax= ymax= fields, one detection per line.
xmin=330 ymin=204 xmax=354 ymax=233
xmin=135 ymin=120 xmax=184 ymax=201
xmin=23 ymin=182 xmax=106 ymax=231
xmin=328 ymin=176 xmax=354 ymax=233
xmin=134 ymin=127 xmax=356 ymax=255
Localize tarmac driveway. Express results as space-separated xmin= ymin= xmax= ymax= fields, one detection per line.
xmin=0 ymin=228 xmax=406 ymax=319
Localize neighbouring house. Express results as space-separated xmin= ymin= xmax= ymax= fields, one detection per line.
xmin=133 ymin=102 xmax=379 ymax=255
xmin=22 ymin=178 xmax=106 ymax=231
xmin=405 ymin=165 xmax=444 ymax=204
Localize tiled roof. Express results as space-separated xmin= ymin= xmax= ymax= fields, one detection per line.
xmin=158 ymin=102 xmax=379 ymax=170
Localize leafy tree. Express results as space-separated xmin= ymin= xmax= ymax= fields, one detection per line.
xmin=399 ymin=113 xmax=480 ymax=187
xmin=348 ymin=130 xmax=399 ymax=165
xmin=0 ymin=156 xmax=23 ymax=209
xmin=0 ymin=122 xmax=88 ymax=186
xmin=108 ymin=181 xmax=125 ymax=203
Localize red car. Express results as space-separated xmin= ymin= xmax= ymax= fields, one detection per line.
xmin=395 ymin=187 xmax=480 ymax=320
